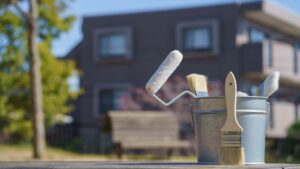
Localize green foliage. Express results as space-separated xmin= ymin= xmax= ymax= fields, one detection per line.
xmin=286 ymin=120 xmax=300 ymax=161
xmin=288 ymin=120 xmax=300 ymax=139
xmin=271 ymin=120 xmax=300 ymax=163
xmin=0 ymin=0 xmax=80 ymax=142
xmin=40 ymin=42 xmax=79 ymax=126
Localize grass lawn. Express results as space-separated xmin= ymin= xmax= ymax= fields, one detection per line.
xmin=2 ymin=143 xmax=294 ymax=163
xmin=0 ymin=144 xmax=196 ymax=161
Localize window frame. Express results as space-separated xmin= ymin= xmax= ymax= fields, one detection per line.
xmin=93 ymin=27 xmax=133 ymax=62
xmin=176 ymin=20 xmax=219 ymax=57
xmin=181 ymin=26 xmax=212 ymax=52
xmin=294 ymin=44 xmax=299 ymax=74
xmin=263 ymin=39 xmax=273 ymax=68
xmin=248 ymin=27 xmax=266 ymax=44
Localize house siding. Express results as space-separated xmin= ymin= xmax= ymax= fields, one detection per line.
xmin=66 ymin=2 xmax=300 ymax=153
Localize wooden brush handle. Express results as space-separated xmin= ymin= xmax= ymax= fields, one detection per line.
xmin=221 ymin=72 xmax=243 ymax=132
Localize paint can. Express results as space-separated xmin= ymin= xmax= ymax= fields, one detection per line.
xmin=192 ymin=96 xmax=268 ymax=164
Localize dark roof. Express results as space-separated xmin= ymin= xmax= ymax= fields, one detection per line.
xmin=64 ymin=41 xmax=83 ymax=60
xmin=83 ymin=1 xmax=235 ymax=20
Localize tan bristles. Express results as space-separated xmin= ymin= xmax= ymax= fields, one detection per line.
xmin=220 ymin=147 xmax=245 ymax=165
xmin=186 ymin=74 xmax=195 ymax=93
xmin=186 ymin=74 xmax=208 ymax=96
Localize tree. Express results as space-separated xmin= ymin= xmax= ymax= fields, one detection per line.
xmin=28 ymin=0 xmax=45 ymax=159
xmin=118 ymin=76 xmax=224 ymax=140
xmin=0 ymin=0 xmax=78 ymax=159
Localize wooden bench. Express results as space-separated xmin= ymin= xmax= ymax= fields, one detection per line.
xmin=108 ymin=111 xmax=191 ymax=158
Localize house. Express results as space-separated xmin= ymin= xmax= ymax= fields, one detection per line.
xmin=66 ymin=0 xmax=300 ymax=153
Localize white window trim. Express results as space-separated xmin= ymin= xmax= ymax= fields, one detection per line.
xmin=176 ymin=20 xmax=219 ymax=55
xmin=93 ymin=27 xmax=133 ymax=62
xmin=93 ymin=83 xmax=131 ymax=118
xmin=263 ymin=39 xmax=273 ymax=68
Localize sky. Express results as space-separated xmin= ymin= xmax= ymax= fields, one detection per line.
xmin=53 ymin=0 xmax=300 ymax=57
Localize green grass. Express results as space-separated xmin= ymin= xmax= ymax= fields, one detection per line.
xmin=0 ymin=144 xmax=196 ymax=161
xmin=0 ymin=144 xmax=110 ymax=161
xmin=2 ymin=143 xmax=299 ymax=163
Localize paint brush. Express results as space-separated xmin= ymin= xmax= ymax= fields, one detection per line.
xmin=186 ymin=74 xmax=208 ymax=98
xmin=257 ymin=71 xmax=280 ymax=97
xmin=220 ymin=72 xmax=245 ymax=165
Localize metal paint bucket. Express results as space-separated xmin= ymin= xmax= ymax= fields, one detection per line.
xmin=192 ymin=96 xmax=268 ymax=165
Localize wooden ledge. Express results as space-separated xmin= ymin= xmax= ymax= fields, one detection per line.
xmin=0 ymin=162 xmax=299 ymax=169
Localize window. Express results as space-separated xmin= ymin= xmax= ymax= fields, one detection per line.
xmin=263 ymin=39 xmax=273 ymax=67
xmin=182 ymin=27 xmax=211 ymax=51
xmin=98 ymin=88 xmax=128 ymax=115
xmin=98 ymin=33 xmax=127 ymax=57
xmin=176 ymin=20 xmax=219 ymax=55
xmin=294 ymin=44 xmax=299 ymax=74
xmin=94 ymin=27 xmax=132 ymax=61
xmin=249 ymin=28 xmax=265 ymax=43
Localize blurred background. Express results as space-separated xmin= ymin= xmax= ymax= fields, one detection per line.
xmin=0 ymin=0 xmax=300 ymax=163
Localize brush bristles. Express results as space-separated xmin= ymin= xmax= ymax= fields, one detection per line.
xmin=220 ymin=147 xmax=245 ymax=165
xmin=196 ymin=75 xmax=208 ymax=92
xmin=186 ymin=74 xmax=208 ymax=95
xmin=186 ymin=74 xmax=195 ymax=93
xmin=220 ymin=132 xmax=244 ymax=165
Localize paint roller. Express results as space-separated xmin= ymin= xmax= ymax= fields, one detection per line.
xmin=145 ymin=50 xmax=196 ymax=106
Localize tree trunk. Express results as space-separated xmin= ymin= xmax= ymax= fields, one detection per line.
xmin=28 ymin=0 xmax=45 ymax=159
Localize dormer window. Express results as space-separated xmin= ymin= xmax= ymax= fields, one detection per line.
xmin=94 ymin=27 xmax=132 ymax=61
xmin=99 ymin=33 xmax=127 ymax=57
xmin=182 ymin=27 xmax=212 ymax=52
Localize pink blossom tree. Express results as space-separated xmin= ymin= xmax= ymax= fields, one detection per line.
xmin=118 ymin=75 xmax=224 ymax=139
